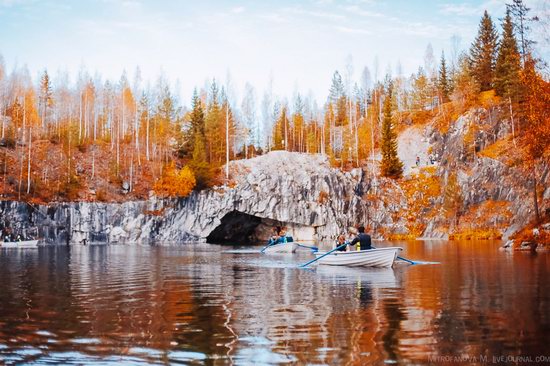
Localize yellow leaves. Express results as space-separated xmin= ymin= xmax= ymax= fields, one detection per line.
xmin=153 ymin=162 xmax=196 ymax=198
xmin=478 ymin=89 xmax=500 ymax=108
xmin=399 ymin=167 xmax=442 ymax=237
xmin=478 ymin=135 xmax=514 ymax=163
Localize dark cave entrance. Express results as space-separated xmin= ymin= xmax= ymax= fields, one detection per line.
xmin=206 ymin=210 xmax=317 ymax=245
xmin=206 ymin=211 xmax=263 ymax=244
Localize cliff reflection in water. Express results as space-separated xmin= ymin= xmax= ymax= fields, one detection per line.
xmin=0 ymin=241 xmax=549 ymax=365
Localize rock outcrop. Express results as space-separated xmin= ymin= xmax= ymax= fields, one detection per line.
xmin=1 ymin=106 xmax=548 ymax=245
xmin=0 ymin=152 xmax=405 ymax=244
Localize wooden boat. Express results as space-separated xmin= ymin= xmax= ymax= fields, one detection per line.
xmin=0 ymin=239 xmax=40 ymax=249
xmin=314 ymin=247 xmax=402 ymax=268
xmin=262 ymin=241 xmax=298 ymax=254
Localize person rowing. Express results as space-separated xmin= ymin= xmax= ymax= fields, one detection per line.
xmin=266 ymin=226 xmax=294 ymax=246
xmin=350 ymin=225 xmax=372 ymax=251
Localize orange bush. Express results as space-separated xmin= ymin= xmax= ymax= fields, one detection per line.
xmin=153 ymin=163 xmax=196 ymax=198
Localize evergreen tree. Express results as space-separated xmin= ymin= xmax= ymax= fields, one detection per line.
xmin=438 ymin=51 xmax=451 ymax=102
xmin=188 ymin=89 xmax=209 ymax=188
xmin=328 ymin=71 xmax=347 ymax=126
xmin=508 ymin=0 xmax=537 ymax=65
xmin=495 ymin=9 xmax=521 ymax=99
xmin=380 ymin=81 xmax=403 ymax=179
xmin=328 ymin=71 xmax=344 ymax=104
xmin=205 ymin=80 xmax=222 ymax=163
xmin=469 ymin=11 xmax=499 ymax=91
xmin=187 ymin=88 xmax=205 ymax=154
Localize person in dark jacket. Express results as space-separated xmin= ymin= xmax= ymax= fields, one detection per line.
xmin=350 ymin=225 xmax=372 ymax=250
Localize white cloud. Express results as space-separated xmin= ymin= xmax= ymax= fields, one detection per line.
xmin=334 ymin=25 xmax=371 ymax=35
xmin=231 ymin=6 xmax=245 ymax=14
xmin=342 ymin=5 xmax=385 ymax=18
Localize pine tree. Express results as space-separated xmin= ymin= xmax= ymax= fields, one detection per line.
xmin=469 ymin=10 xmax=499 ymax=91
xmin=328 ymin=71 xmax=347 ymax=127
xmin=205 ymin=80 xmax=222 ymax=163
xmin=188 ymin=89 xmax=209 ymax=189
xmin=508 ymin=0 xmax=537 ymax=66
xmin=495 ymin=9 xmax=521 ymax=99
xmin=380 ymin=81 xmax=403 ymax=179
xmin=186 ymin=88 xmax=205 ymax=156
xmin=438 ymin=52 xmax=451 ymax=102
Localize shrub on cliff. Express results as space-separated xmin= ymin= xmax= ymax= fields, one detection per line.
xmin=153 ymin=162 xmax=196 ymax=198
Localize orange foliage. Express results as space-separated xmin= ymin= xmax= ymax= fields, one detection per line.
xmin=450 ymin=200 xmax=512 ymax=240
xmin=478 ymin=135 xmax=512 ymax=160
xmin=399 ymin=166 xmax=441 ymax=238
xmin=478 ymin=90 xmax=500 ymax=109
xmin=153 ymin=163 xmax=196 ymax=198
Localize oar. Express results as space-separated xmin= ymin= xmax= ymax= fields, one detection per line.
xmin=260 ymin=241 xmax=274 ymax=253
xmin=296 ymin=243 xmax=318 ymax=251
xmin=298 ymin=242 xmax=348 ymax=268
xmin=372 ymin=245 xmax=417 ymax=265
xmin=396 ymin=256 xmax=416 ymax=265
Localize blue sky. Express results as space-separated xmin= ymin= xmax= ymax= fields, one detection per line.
xmin=0 ymin=0 xmax=547 ymax=104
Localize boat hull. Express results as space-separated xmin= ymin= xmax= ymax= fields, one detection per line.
xmin=315 ymin=247 xmax=402 ymax=268
xmin=262 ymin=242 xmax=298 ymax=254
xmin=1 ymin=240 xmax=40 ymax=249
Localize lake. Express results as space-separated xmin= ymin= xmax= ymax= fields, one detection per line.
xmin=0 ymin=241 xmax=549 ymax=365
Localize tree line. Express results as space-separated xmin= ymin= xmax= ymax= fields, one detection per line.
xmin=0 ymin=0 xmax=547 ymax=205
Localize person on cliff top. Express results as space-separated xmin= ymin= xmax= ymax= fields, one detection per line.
xmin=350 ymin=225 xmax=372 ymax=250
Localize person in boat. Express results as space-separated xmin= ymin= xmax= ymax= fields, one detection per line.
xmin=267 ymin=226 xmax=294 ymax=246
xmin=268 ymin=226 xmax=284 ymax=246
xmin=269 ymin=226 xmax=281 ymax=242
xmin=336 ymin=234 xmax=349 ymax=251
xmin=350 ymin=225 xmax=372 ymax=250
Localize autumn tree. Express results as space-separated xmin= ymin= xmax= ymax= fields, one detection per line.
xmin=443 ymin=171 xmax=463 ymax=227
xmin=329 ymin=71 xmax=347 ymax=127
xmin=379 ymin=80 xmax=403 ymax=179
xmin=519 ymin=57 xmax=550 ymax=223
xmin=39 ymin=70 xmax=53 ymax=132
xmin=452 ymin=54 xmax=479 ymax=107
xmin=469 ymin=11 xmax=499 ymax=91
xmin=271 ymin=104 xmax=286 ymax=150
xmin=153 ymin=162 xmax=196 ymax=198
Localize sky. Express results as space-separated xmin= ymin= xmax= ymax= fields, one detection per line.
xmin=0 ymin=0 xmax=548 ymax=105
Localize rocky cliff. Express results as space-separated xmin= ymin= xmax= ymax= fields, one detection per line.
xmin=1 ymin=107 xmax=548 ymax=245
xmin=0 ymin=152 xmax=398 ymax=244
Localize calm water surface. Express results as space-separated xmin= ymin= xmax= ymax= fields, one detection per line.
xmin=0 ymin=241 xmax=549 ymax=365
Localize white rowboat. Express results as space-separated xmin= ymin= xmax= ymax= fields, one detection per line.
xmin=262 ymin=242 xmax=298 ymax=254
xmin=314 ymin=247 xmax=402 ymax=268
xmin=0 ymin=240 xmax=40 ymax=249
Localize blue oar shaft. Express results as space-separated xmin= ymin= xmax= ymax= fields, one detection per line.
xmin=372 ymin=245 xmax=416 ymax=265
xmin=397 ymin=256 xmax=415 ymax=264
xmin=299 ymin=242 xmax=348 ymax=268
xmin=296 ymin=243 xmax=318 ymax=251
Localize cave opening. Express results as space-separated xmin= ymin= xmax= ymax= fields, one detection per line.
xmin=206 ymin=210 xmax=316 ymax=245
xmin=206 ymin=211 xmax=263 ymax=244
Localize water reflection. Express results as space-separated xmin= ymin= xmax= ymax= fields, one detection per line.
xmin=0 ymin=241 xmax=548 ymax=365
